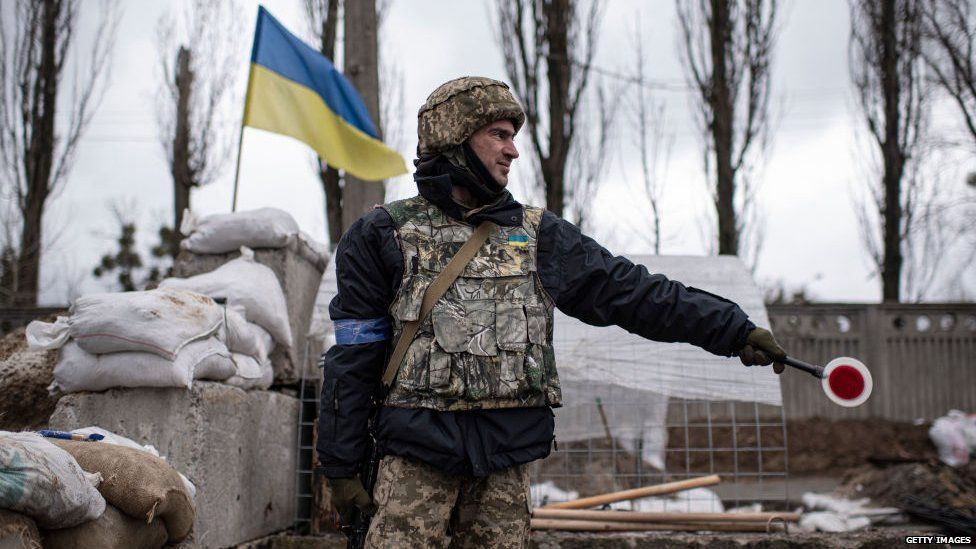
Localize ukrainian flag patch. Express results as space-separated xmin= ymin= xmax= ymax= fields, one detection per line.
xmin=508 ymin=234 xmax=529 ymax=247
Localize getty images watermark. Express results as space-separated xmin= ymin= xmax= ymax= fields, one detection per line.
xmin=905 ymin=535 xmax=971 ymax=544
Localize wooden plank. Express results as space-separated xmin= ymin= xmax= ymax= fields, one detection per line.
xmin=541 ymin=475 xmax=721 ymax=510
xmin=532 ymin=508 xmax=800 ymax=523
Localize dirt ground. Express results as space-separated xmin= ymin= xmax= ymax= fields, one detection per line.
xmin=668 ymin=416 xmax=940 ymax=475
xmin=535 ymin=417 xmax=947 ymax=502
xmin=0 ymin=326 xmax=60 ymax=431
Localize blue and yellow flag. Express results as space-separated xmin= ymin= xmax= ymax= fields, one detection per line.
xmin=243 ymin=6 xmax=406 ymax=181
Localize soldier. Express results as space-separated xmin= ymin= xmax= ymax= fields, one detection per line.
xmin=316 ymin=76 xmax=788 ymax=548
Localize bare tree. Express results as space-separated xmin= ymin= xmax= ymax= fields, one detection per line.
xmin=564 ymin=77 xmax=618 ymax=230
xmin=850 ymin=0 xmax=927 ymax=302
xmin=0 ymin=0 xmax=119 ymax=306
xmin=631 ymin=24 xmax=674 ymax=254
xmin=156 ymin=0 xmax=243 ymax=254
xmin=920 ymin=0 xmax=976 ymax=149
xmin=494 ymin=0 xmax=604 ymax=218
xmin=676 ymin=0 xmax=778 ymax=262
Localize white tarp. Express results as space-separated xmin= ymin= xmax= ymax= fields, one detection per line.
xmin=552 ymin=255 xmax=781 ymax=406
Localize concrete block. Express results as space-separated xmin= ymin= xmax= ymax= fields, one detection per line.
xmin=48 ymin=382 xmax=299 ymax=548
xmin=173 ymin=239 xmax=327 ymax=384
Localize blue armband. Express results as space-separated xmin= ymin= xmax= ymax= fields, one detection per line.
xmin=334 ymin=317 xmax=392 ymax=344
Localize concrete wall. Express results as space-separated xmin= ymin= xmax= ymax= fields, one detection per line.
xmin=49 ymin=383 xmax=299 ymax=548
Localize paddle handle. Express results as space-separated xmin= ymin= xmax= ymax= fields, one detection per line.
xmin=782 ymin=356 xmax=824 ymax=378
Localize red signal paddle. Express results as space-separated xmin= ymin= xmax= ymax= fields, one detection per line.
xmin=781 ymin=356 xmax=873 ymax=407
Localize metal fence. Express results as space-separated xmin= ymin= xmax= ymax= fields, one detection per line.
xmin=768 ymin=303 xmax=976 ymax=421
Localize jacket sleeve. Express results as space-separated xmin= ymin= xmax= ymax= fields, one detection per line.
xmin=315 ymin=208 xmax=403 ymax=478
xmin=536 ymin=211 xmax=754 ymax=357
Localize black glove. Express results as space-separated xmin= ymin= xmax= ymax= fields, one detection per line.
xmin=739 ymin=327 xmax=787 ymax=374
xmin=328 ymin=477 xmax=376 ymax=525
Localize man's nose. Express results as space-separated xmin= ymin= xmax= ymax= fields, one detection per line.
xmin=503 ymin=140 xmax=519 ymax=159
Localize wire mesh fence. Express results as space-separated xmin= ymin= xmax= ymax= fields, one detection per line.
xmin=530 ymin=395 xmax=790 ymax=512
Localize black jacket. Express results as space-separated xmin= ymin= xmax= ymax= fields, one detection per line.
xmin=316 ymin=174 xmax=756 ymax=478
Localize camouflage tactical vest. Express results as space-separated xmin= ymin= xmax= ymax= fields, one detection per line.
xmin=381 ymin=195 xmax=562 ymax=411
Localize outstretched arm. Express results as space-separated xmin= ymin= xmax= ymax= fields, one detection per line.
xmin=536 ymin=211 xmax=755 ymax=357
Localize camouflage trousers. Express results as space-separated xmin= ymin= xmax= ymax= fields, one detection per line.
xmin=365 ymin=455 xmax=531 ymax=548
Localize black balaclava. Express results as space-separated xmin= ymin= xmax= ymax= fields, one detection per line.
xmin=413 ymin=142 xmax=507 ymax=207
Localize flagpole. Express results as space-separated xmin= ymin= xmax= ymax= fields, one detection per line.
xmin=230 ymin=122 xmax=245 ymax=213
xmin=231 ymin=63 xmax=255 ymax=213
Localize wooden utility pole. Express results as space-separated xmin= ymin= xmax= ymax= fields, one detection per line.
xmin=172 ymin=46 xmax=194 ymax=255
xmin=315 ymin=0 xmax=344 ymax=249
xmin=340 ymin=0 xmax=385 ymax=232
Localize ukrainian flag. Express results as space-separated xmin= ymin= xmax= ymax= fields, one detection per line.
xmin=243 ymin=6 xmax=407 ymax=181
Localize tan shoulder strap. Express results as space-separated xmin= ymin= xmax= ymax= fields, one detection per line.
xmin=381 ymin=221 xmax=496 ymax=387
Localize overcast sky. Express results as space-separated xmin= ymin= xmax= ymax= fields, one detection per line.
xmin=32 ymin=0 xmax=976 ymax=305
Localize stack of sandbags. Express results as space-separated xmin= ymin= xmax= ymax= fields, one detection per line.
xmin=44 ymin=439 xmax=195 ymax=548
xmin=161 ymin=247 xmax=287 ymax=389
xmin=0 ymin=432 xmax=105 ymax=531
xmin=0 ymin=508 xmax=41 ymax=549
xmin=67 ymin=427 xmax=196 ymax=499
xmin=25 ymin=287 xmax=271 ymax=392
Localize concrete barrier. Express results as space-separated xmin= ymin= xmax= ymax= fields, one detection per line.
xmin=49 ymin=382 xmax=299 ymax=548
xmin=173 ymin=240 xmax=327 ymax=385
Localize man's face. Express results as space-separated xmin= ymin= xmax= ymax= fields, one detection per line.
xmin=467 ymin=119 xmax=519 ymax=187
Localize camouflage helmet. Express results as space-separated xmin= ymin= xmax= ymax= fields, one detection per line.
xmin=417 ymin=76 xmax=525 ymax=157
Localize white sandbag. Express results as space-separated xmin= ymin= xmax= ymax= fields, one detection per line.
xmin=180 ymin=207 xmax=299 ymax=254
xmin=67 ymin=428 xmax=196 ymax=499
xmin=798 ymin=492 xmax=902 ymax=532
xmin=799 ymin=511 xmax=871 ymax=533
xmin=50 ymin=338 xmax=231 ymax=393
xmin=223 ymin=353 xmax=273 ymax=391
xmin=218 ymin=305 xmax=274 ymax=363
xmin=192 ymin=350 xmax=237 ymax=382
xmin=25 ymin=316 xmax=71 ymax=350
xmin=929 ymin=409 xmax=976 ymax=466
xmin=69 ymin=428 xmax=160 ymax=457
xmin=68 ymin=288 xmax=222 ymax=360
xmin=530 ymin=482 xmax=578 ymax=508
xmin=160 ymin=248 xmax=292 ymax=347
xmin=0 ymin=432 xmax=105 ymax=529
xmin=297 ymin=231 xmax=330 ymax=265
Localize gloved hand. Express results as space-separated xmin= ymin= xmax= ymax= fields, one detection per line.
xmin=739 ymin=327 xmax=787 ymax=374
xmin=328 ymin=477 xmax=376 ymax=525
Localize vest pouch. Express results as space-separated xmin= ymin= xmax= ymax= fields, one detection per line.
xmin=496 ymin=302 xmax=528 ymax=351
xmin=497 ymin=352 xmax=524 ymax=398
xmin=394 ymin=335 xmax=431 ymax=390
xmin=525 ymin=302 xmax=548 ymax=344
xmin=431 ymin=300 xmax=498 ymax=356
xmin=391 ymin=272 xmax=432 ymax=322
xmin=525 ymin=345 xmax=545 ymax=391
xmin=428 ymin=341 xmax=454 ymax=391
